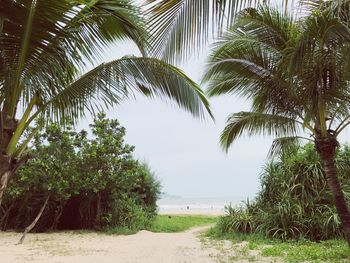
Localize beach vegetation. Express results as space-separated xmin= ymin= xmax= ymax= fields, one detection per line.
xmin=106 ymin=215 xmax=217 ymax=235
xmin=207 ymin=227 xmax=350 ymax=263
xmin=0 ymin=0 xmax=211 ymax=206
xmin=146 ymin=215 xmax=217 ymax=233
xmin=216 ymin=144 xmax=350 ymax=241
xmin=146 ymin=0 xmax=292 ymax=63
xmin=1 ymin=114 xmax=160 ymax=232
xmin=203 ymin=2 xmax=350 ymax=245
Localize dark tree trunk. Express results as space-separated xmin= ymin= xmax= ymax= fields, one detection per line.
xmin=315 ymin=135 xmax=350 ymax=246
xmin=0 ymin=154 xmax=12 ymax=206
xmin=0 ymin=153 xmax=30 ymax=206
xmin=0 ymin=202 xmax=14 ymax=230
xmin=95 ymin=193 xmax=101 ymax=229
xmin=50 ymin=201 xmax=66 ymax=230
xmin=0 ymin=113 xmax=19 ymax=206
xmin=18 ymin=195 xmax=50 ymax=244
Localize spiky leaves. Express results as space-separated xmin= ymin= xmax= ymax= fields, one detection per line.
xmin=205 ymin=4 xmax=350 ymax=153
xmin=220 ymin=112 xmax=301 ymax=152
xmin=44 ymin=57 xmax=212 ymax=125
xmin=0 ymin=0 xmax=146 ymax=116
xmin=204 ymin=4 xmax=350 ymax=245
xmin=145 ymin=0 xmax=294 ymax=63
xmin=0 ymin=0 xmax=213 ymax=158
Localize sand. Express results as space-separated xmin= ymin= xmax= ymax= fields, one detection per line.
xmin=0 ymin=226 xmax=277 ymax=263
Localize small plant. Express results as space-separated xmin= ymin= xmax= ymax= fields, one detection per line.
xmin=217 ymin=205 xmax=256 ymax=234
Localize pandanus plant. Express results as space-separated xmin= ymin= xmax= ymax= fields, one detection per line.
xmin=203 ymin=4 xmax=350 ymax=245
xmin=0 ymin=0 xmax=212 ymax=205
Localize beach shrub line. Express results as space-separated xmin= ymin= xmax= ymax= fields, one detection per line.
xmin=216 ymin=144 xmax=350 ymax=241
xmin=0 ymin=113 xmax=160 ymax=232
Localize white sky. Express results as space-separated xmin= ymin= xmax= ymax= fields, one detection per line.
xmin=76 ymin=0 xmax=350 ymax=199
xmin=77 ymin=40 xmax=275 ymax=199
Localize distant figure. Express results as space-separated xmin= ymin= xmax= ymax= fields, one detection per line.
xmin=187 ymin=206 xmax=189 ymax=210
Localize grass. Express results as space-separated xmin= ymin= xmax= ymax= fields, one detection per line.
xmin=261 ymin=240 xmax=350 ymax=263
xmin=146 ymin=215 xmax=218 ymax=233
xmin=206 ymin=226 xmax=350 ymax=263
xmin=105 ymin=214 xmax=218 ymax=235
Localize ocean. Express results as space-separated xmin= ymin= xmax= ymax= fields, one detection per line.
xmin=157 ymin=196 xmax=249 ymax=215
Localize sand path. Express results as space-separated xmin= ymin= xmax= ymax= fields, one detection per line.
xmin=0 ymin=226 xmax=226 ymax=263
xmin=1 ymin=226 xmax=278 ymax=263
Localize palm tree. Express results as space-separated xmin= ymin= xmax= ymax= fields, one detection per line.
xmin=0 ymin=0 xmax=212 ymax=205
xmin=145 ymin=0 xmax=293 ymax=63
xmin=203 ymin=4 xmax=350 ymax=245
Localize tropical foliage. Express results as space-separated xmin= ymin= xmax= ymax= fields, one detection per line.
xmin=0 ymin=114 xmax=160 ymax=231
xmin=0 ymin=0 xmax=211 ymax=205
xmin=204 ymin=2 xmax=350 ymax=244
xmin=217 ymin=144 xmax=350 ymax=241
xmin=145 ymin=0 xmax=294 ymax=63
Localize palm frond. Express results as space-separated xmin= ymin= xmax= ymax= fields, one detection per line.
xmin=145 ymin=0 xmax=274 ymax=63
xmin=220 ymin=111 xmax=300 ymax=151
xmin=145 ymin=0 xmax=296 ymax=63
xmin=268 ymin=136 xmax=311 ymax=159
xmin=0 ymin=0 xmax=147 ymax=115
xmin=43 ymin=56 xmax=212 ymax=124
xmin=203 ymin=7 xmax=304 ymax=117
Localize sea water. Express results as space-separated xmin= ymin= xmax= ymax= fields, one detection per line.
xmin=157 ymin=196 xmax=248 ymax=215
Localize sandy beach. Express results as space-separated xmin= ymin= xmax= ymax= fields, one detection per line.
xmin=0 ymin=225 xmax=275 ymax=263
xmin=0 ymin=226 xmax=216 ymax=263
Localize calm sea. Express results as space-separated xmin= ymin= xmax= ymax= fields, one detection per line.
xmin=157 ymin=196 xmax=249 ymax=215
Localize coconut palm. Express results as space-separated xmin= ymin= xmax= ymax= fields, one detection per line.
xmin=203 ymin=4 xmax=350 ymax=245
xmin=0 ymin=0 xmax=212 ymax=205
xmin=145 ymin=0 xmax=294 ymax=63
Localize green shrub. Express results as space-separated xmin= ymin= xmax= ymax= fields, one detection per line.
xmin=1 ymin=113 xmax=160 ymax=232
xmin=217 ymin=205 xmax=255 ymax=234
xmin=217 ymin=144 xmax=350 ymax=241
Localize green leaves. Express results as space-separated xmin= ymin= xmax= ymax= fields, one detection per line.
xmin=217 ymin=143 xmax=350 ymax=241
xmin=220 ymin=112 xmax=300 ymax=152
xmin=45 ymin=57 xmax=212 ymax=125
xmin=146 ymin=0 xmax=292 ymax=63
xmin=3 ymin=114 xmax=160 ymax=230
xmin=0 ymin=0 xmax=212 ymax=162
xmin=204 ymin=3 xmax=350 ymax=155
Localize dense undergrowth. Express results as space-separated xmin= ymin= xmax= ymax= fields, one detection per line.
xmin=0 ymin=113 xmax=160 ymax=232
xmin=216 ymin=144 xmax=350 ymax=241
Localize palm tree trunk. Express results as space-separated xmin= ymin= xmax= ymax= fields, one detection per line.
xmin=0 ymin=154 xmax=12 ymax=206
xmin=0 ymin=153 xmax=30 ymax=206
xmin=0 ymin=112 xmax=17 ymax=206
xmin=315 ymin=136 xmax=350 ymax=246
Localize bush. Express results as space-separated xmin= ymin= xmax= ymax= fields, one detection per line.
xmin=217 ymin=205 xmax=255 ymax=234
xmin=0 ymin=113 xmax=161 ymax=232
xmin=217 ymin=144 xmax=350 ymax=241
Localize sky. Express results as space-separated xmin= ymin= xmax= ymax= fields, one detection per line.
xmin=76 ymin=40 xmax=275 ymax=200
xmin=75 ymin=1 xmax=350 ymax=200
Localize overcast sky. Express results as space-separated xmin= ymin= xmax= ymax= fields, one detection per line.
xmin=77 ymin=37 xmax=350 ymax=199
xmin=76 ymin=39 xmax=278 ymax=199
xmin=76 ymin=1 xmax=350 ymax=200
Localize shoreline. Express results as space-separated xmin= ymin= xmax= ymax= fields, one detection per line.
xmin=157 ymin=209 xmax=224 ymax=216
